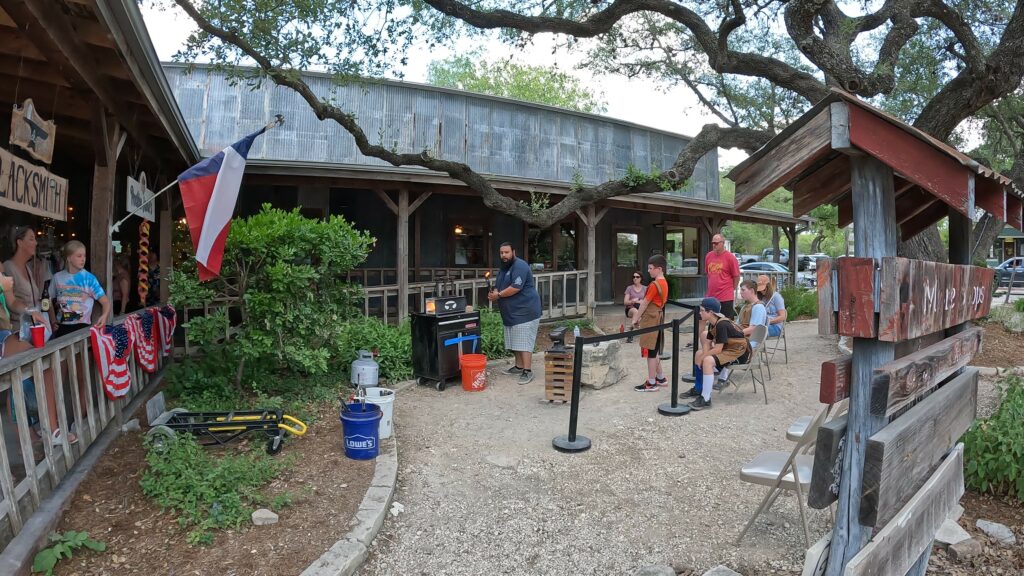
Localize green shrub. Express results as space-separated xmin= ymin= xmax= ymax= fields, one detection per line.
xmin=989 ymin=305 xmax=1024 ymax=333
xmin=336 ymin=317 xmax=413 ymax=383
xmin=779 ymin=286 xmax=818 ymax=319
xmin=1015 ymin=298 xmax=1024 ymax=313
xmin=557 ymin=317 xmax=593 ymax=331
xmin=480 ymin=309 xmax=512 ymax=359
xmin=963 ymin=374 xmax=1024 ymax=501
xmin=140 ymin=434 xmax=285 ymax=545
xmin=32 ymin=531 xmax=105 ymax=575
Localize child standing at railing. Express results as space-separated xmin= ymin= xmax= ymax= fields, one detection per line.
xmin=49 ymin=241 xmax=111 ymax=338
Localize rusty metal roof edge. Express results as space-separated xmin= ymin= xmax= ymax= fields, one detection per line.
xmin=160 ymin=62 xmax=697 ymax=144
xmin=727 ymin=89 xmax=1023 ymax=200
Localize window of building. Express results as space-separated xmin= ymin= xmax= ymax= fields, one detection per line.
xmin=558 ymin=223 xmax=577 ymax=270
xmin=452 ymin=223 xmax=486 ymax=267
xmin=665 ymin=226 xmax=699 ymax=273
xmin=528 ymin=227 xmax=552 ymax=270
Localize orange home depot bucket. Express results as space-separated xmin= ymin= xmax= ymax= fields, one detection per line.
xmin=460 ymin=354 xmax=488 ymax=391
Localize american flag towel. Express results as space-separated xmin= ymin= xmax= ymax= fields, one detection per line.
xmin=90 ymin=324 xmax=134 ymax=400
xmin=126 ymin=310 xmax=158 ymax=373
xmin=158 ymin=305 xmax=176 ymax=357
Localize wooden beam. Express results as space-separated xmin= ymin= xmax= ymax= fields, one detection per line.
xmin=408 ymin=191 xmax=432 ymax=214
xmin=733 ymin=106 xmax=832 ymax=211
xmin=825 ymin=155 xmax=896 ymax=576
xmin=974 ymin=177 xmax=1005 ymax=222
xmin=574 ymin=208 xmax=590 ymax=228
xmin=844 ymin=445 xmax=964 ymax=576
xmin=894 ymin=190 xmax=938 ymax=225
xmin=837 ymin=257 xmax=876 ymax=338
xmin=830 ymin=101 xmax=853 ymax=152
xmin=809 ymin=413 xmax=847 ymax=509
xmin=837 ymin=194 xmax=853 ymax=228
xmin=820 ymin=355 xmax=851 ymax=404
xmin=585 ymin=204 xmax=597 ymax=316
xmin=817 ymin=257 xmax=836 ymax=335
xmin=862 ymin=369 xmax=976 ymax=527
xmin=374 ymin=189 xmax=398 ymax=214
xmin=593 ymin=206 xmax=610 ymax=225
xmin=1006 ymin=193 xmax=1023 ymax=232
xmin=847 ymin=104 xmax=972 ymax=217
xmin=898 ymin=199 xmax=948 ymax=241
xmin=90 ymin=105 xmax=121 ymax=292
xmin=791 ymin=154 xmax=851 ymax=217
xmin=869 ymin=326 xmax=982 ymax=418
xmin=397 ymin=190 xmax=410 ymax=321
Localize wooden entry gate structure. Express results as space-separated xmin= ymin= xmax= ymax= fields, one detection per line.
xmin=728 ymin=89 xmax=1024 ymax=576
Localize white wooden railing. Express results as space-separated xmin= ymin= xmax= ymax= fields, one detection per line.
xmin=0 ymin=310 xmax=169 ymax=547
xmin=362 ymin=270 xmax=590 ymax=323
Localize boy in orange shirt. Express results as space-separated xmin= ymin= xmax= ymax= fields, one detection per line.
xmin=632 ymin=254 xmax=669 ymax=392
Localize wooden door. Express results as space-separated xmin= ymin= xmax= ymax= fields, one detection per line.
xmin=613 ymin=229 xmax=641 ymax=304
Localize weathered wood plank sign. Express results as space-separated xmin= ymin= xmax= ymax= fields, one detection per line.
xmin=10 ymin=98 xmax=56 ymax=164
xmin=837 ymin=257 xmax=876 ymax=338
xmin=809 ymin=328 xmax=981 ymax=510
xmin=0 ymin=146 xmax=67 ymax=220
xmin=820 ymin=356 xmax=851 ymax=404
xmin=861 ymin=369 xmax=977 ymax=527
xmin=878 ymin=257 xmax=993 ymax=342
xmin=844 ymin=444 xmax=965 ymax=576
xmin=870 ymin=326 xmax=982 ymax=417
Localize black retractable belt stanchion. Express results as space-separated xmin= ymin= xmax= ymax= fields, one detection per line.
xmin=552 ymin=337 xmax=591 ymax=453
xmin=682 ymin=306 xmax=700 ymax=383
xmin=658 ymin=317 xmax=691 ymax=416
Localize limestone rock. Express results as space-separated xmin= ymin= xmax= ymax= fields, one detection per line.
xmin=580 ymin=340 xmax=624 ymax=389
xmin=948 ymin=537 xmax=982 ymax=561
xmin=935 ymin=519 xmax=971 ymax=548
xmin=252 ymin=508 xmax=279 ymax=526
xmin=634 ymin=565 xmax=675 ymax=576
xmin=947 ymin=503 xmax=964 ymax=521
xmin=977 ymin=519 xmax=1017 ymax=546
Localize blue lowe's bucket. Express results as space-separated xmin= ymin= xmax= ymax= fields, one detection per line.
xmin=340 ymin=402 xmax=382 ymax=460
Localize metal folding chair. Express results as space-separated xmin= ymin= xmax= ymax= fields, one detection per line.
xmin=766 ymin=322 xmax=788 ymax=365
xmin=735 ymin=406 xmax=828 ymax=548
xmin=722 ymin=324 xmax=769 ymax=404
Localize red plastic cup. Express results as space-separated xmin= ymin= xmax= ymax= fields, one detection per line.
xmin=30 ymin=324 xmax=45 ymax=348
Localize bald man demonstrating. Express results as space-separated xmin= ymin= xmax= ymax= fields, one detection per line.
xmin=704 ymin=233 xmax=741 ymax=319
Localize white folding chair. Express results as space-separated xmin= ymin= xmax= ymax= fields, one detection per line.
xmin=766 ymin=323 xmax=788 ymax=365
xmin=786 ymin=399 xmax=849 ymax=442
xmin=722 ymin=324 xmax=769 ymax=404
xmin=735 ymin=406 xmax=828 ymax=548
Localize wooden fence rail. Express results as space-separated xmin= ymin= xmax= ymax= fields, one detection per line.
xmin=0 ymin=310 xmax=170 ymax=548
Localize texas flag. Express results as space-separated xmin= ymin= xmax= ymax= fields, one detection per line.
xmin=178 ymin=127 xmax=267 ymax=280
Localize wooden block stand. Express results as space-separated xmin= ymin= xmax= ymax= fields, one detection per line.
xmin=544 ymin=351 xmax=573 ymax=403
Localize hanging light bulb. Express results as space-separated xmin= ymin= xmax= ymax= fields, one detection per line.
xmin=454 ymin=225 xmax=463 ymax=235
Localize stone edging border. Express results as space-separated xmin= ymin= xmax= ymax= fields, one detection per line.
xmin=300 ymin=434 xmax=398 ymax=576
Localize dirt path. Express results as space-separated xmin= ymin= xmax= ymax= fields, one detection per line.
xmin=363 ymin=321 xmax=838 ymax=575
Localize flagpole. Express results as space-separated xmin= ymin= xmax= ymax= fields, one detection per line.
xmin=110 ymin=179 xmax=179 ymax=234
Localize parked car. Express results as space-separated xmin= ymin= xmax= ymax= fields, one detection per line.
xmin=741 ymin=261 xmax=789 ymax=273
xmin=761 ymin=248 xmax=789 ymax=266
xmin=733 ymin=252 xmax=760 ymax=264
xmin=806 ymin=253 xmax=830 ymax=271
xmin=996 ymin=257 xmax=1024 ymax=287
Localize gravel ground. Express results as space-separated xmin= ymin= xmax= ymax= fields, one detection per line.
xmin=360 ymin=319 xmax=1010 ymax=576
xmin=362 ymin=321 xmax=837 ymax=576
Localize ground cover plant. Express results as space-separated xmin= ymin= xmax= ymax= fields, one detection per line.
xmin=779 ymin=286 xmax=818 ymax=319
xmin=963 ymin=373 xmax=1024 ymax=501
xmin=988 ymin=303 xmax=1024 ymax=333
xmin=32 ymin=531 xmax=106 ymax=575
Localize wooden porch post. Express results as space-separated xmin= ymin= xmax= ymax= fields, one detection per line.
xmin=826 ymin=155 xmax=897 ymax=575
xmin=89 ymin=106 xmax=124 ymax=293
xmin=159 ymin=191 xmax=173 ymax=303
xmin=788 ymin=225 xmax=798 ymax=286
xmin=397 ymin=190 xmax=410 ymax=322
xmin=578 ymin=205 xmax=608 ymax=318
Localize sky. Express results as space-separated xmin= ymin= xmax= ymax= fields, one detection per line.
xmin=139 ymin=5 xmax=750 ymax=169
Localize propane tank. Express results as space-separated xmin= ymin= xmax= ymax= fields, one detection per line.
xmin=350 ymin=350 xmax=379 ymax=388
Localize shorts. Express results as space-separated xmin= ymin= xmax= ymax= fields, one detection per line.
xmin=713 ymin=349 xmax=750 ymax=370
xmin=641 ymin=330 xmax=664 ymax=358
xmin=53 ymin=323 xmax=88 ymax=339
xmin=503 ymin=318 xmax=540 ymax=352
xmin=624 ymin=303 xmax=640 ymax=317
xmin=768 ymin=324 xmax=782 ymax=337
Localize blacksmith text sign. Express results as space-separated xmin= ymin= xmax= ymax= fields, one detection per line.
xmin=0 ymin=146 xmax=67 ymax=220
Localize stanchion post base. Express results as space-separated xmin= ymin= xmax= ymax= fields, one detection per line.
xmin=681 ymin=374 xmax=696 ymax=383
xmin=552 ymin=435 xmax=592 ymax=453
xmin=658 ymin=403 xmax=692 ymax=416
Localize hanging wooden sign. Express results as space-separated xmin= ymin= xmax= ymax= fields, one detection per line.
xmin=0 ymin=146 xmax=67 ymax=220
xmin=127 ymin=172 xmax=156 ymax=222
xmin=10 ymin=99 xmax=56 ymax=164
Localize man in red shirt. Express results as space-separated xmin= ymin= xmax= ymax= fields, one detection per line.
xmin=704 ymin=233 xmax=740 ymax=319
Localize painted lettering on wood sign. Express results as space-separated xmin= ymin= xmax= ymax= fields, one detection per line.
xmin=0 ymin=146 xmax=67 ymax=220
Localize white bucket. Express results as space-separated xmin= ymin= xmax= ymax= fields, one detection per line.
xmin=363 ymin=387 xmax=394 ymax=439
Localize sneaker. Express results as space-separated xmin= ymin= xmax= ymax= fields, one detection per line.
xmin=718 ymin=368 xmax=731 ymax=381
xmin=681 ymin=374 xmax=696 ymax=383
xmin=502 ymin=365 xmax=523 ymax=375
xmin=655 ymin=376 xmax=667 ymax=386
xmin=689 ymin=397 xmax=712 ymax=410
xmin=625 ymin=336 xmax=634 ymax=343
xmin=517 ymin=370 xmax=534 ymax=385
xmin=633 ymin=381 xmax=660 ymax=392
xmin=712 ymin=380 xmax=728 ymax=392
xmin=679 ymin=387 xmax=700 ymax=399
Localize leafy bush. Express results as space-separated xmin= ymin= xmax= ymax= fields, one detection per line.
xmin=32 ymin=531 xmax=105 ymax=575
xmin=779 ymin=286 xmax=818 ymax=319
xmin=337 ymin=317 xmax=413 ymax=383
xmin=480 ymin=309 xmax=512 ymax=359
xmin=1015 ymin=298 xmax=1024 ymax=313
xmin=963 ymin=374 xmax=1024 ymax=501
xmin=989 ymin=305 xmax=1024 ymax=333
xmin=170 ymin=205 xmax=373 ymax=384
xmin=140 ymin=434 xmax=284 ymax=545
xmin=557 ymin=317 xmax=593 ymax=331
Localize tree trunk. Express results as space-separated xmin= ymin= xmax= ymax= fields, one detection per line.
xmin=771 ymin=227 xmax=780 ymax=262
xmin=811 ymin=234 xmax=824 ymax=253
xmin=898 ymin=225 xmax=947 ymax=262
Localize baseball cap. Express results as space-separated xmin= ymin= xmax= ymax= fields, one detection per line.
xmin=700 ymin=297 xmax=722 ymax=315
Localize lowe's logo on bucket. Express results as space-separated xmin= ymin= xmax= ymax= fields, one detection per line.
xmin=346 ymin=434 xmax=376 ymax=450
